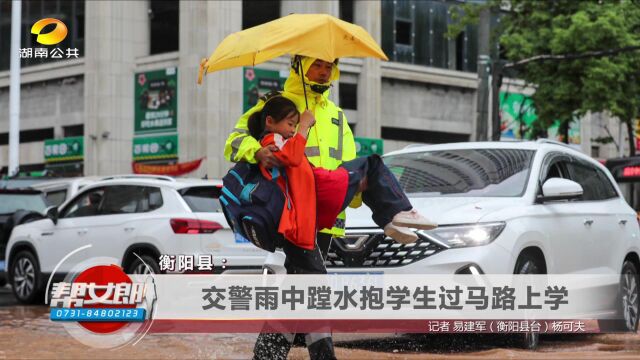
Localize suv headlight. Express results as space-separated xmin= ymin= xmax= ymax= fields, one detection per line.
xmin=420 ymin=222 xmax=506 ymax=248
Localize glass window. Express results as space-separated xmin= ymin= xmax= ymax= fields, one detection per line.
xmin=543 ymin=163 xmax=565 ymax=182
xmin=149 ymin=1 xmax=179 ymax=54
xmin=63 ymin=124 xmax=84 ymax=137
xmin=395 ymin=19 xmax=412 ymax=45
xmin=596 ymin=170 xmax=618 ymax=199
xmin=61 ymin=185 xmax=162 ymax=217
xmin=242 ymin=0 xmax=280 ymax=29
xmin=540 ymin=155 xmax=571 ymax=183
xmin=339 ymin=0 xmax=354 ymax=24
xmin=339 ymin=83 xmax=357 ymax=110
xmin=180 ymin=186 xmax=222 ymax=213
xmin=61 ymin=188 xmax=105 ymax=218
xmin=0 ymin=193 xmax=48 ymax=213
xmin=566 ymin=161 xmax=618 ymax=201
xmin=381 ymin=0 xmax=479 ymax=72
xmin=0 ymin=1 xmax=11 ymax=70
xmin=384 ymin=149 xmax=535 ymax=197
xmin=99 ymin=185 xmax=163 ymax=215
xmin=0 ymin=128 xmax=54 ymax=146
xmin=138 ymin=186 xmax=164 ymax=212
xmin=45 ymin=190 xmax=68 ymax=207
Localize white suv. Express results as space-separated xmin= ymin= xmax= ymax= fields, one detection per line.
xmin=5 ymin=176 xmax=267 ymax=304
xmin=335 ymin=140 xmax=639 ymax=335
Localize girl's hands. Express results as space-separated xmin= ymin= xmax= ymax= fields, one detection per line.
xmin=300 ymin=110 xmax=316 ymax=128
xmin=298 ymin=110 xmax=316 ymax=139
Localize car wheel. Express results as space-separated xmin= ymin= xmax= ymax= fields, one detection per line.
xmin=618 ymin=260 xmax=639 ymax=332
xmin=126 ymin=255 xmax=160 ymax=275
xmin=10 ymin=251 xmax=43 ymax=304
xmin=513 ymin=254 xmax=543 ymax=350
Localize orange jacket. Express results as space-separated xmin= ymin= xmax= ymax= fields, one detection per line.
xmin=259 ymin=133 xmax=316 ymax=250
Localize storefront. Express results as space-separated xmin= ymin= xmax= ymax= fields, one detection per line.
xmin=43 ymin=136 xmax=84 ymax=177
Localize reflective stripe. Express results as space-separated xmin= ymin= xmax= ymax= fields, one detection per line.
xmin=337 ymin=111 xmax=344 ymax=159
xmin=233 ymin=127 xmax=248 ymax=134
xmin=305 ymin=146 xmax=321 ymax=157
xmin=230 ymin=135 xmax=247 ymax=162
xmin=329 ymin=111 xmax=344 ymax=160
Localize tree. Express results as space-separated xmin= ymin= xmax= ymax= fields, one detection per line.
xmin=450 ymin=0 xmax=640 ymax=155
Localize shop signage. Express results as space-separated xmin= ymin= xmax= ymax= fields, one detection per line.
xmin=135 ymin=68 xmax=178 ymax=134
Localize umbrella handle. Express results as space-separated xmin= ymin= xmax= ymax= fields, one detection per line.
xmin=296 ymin=57 xmax=309 ymax=110
xmin=197 ymin=58 xmax=208 ymax=85
xmin=295 ymin=56 xmax=321 ymax=166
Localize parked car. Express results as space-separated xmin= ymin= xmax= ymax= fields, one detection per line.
xmin=329 ymin=139 xmax=638 ymax=348
xmin=4 ymin=175 xmax=268 ymax=303
xmin=0 ymin=188 xmax=50 ymax=287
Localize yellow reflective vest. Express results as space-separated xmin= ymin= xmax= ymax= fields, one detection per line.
xmin=224 ymin=61 xmax=356 ymax=237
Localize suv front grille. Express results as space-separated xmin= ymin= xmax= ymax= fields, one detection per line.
xmin=326 ymin=232 xmax=446 ymax=268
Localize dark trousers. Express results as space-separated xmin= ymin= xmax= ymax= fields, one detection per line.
xmin=253 ymin=232 xmax=336 ymax=360
xmin=340 ymin=155 xmax=412 ymax=227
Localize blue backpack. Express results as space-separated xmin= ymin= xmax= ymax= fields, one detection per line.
xmin=219 ymin=162 xmax=286 ymax=253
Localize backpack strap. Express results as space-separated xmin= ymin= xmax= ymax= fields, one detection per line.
xmin=270 ymin=167 xmax=291 ymax=210
xmin=270 ymin=167 xmax=280 ymax=181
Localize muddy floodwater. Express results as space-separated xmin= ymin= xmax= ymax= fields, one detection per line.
xmin=1 ymin=287 xmax=639 ymax=359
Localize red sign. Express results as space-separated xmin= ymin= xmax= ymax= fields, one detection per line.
xmin=132 ymin=158 xmax=203 ymax=176
xmin=622 ymin=166 xmax=640 ymax=178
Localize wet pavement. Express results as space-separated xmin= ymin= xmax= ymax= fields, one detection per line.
xmin=1 ymin=285 xmax=639 ymax=359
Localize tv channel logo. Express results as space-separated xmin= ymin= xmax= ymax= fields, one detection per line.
xmin=31 ymin=18 xmax=68 ymax=45
xmin=20 ymin=18 xmax=79 ymax=60
xmin=49 ymin=263 xmax=157 ymax=348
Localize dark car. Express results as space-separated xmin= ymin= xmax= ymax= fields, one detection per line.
xmin=0 ymin=189 xmax=49 ymax=286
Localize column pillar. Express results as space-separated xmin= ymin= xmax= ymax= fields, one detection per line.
xmin=179 ymin=0 xmax=242 ymax=178
xmin=84 ymin=0 xmax=148 ymax=175
xmin=354 ymin=0 xmax=382 ymax=138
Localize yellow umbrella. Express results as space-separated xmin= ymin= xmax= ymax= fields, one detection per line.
xmin=197 ymin=13 xmax=387 ymax=84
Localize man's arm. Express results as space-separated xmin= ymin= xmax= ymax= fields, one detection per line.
xmin=340 ymin=111 xmax=362 ymax=208
xmin=341 ymin=110 xmax=356 ymax=162
xmin=224 ymin=102 xmax=282 ymax=168
xmin=224 ymin=103 xmax=262 ymax=163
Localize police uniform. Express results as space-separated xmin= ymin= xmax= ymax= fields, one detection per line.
xmin=224 ymin=56 xmax=354 ymax=360
xmin=225 ymin=56 xmax=355 ymax=247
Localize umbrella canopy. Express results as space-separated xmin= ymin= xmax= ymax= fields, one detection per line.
xmin=198 ymin=13 xmax=387 ymax=84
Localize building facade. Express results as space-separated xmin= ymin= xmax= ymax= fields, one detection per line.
xmin=0 ymin=0 xmax=626 ymax=178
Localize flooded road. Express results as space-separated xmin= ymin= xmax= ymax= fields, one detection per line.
xmin=1 ymin=285 xmax=639 ymax=359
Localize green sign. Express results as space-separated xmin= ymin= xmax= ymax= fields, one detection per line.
xmin=135 ymin=68 xmax=178 ymax=134
xmin=133 ymin=134 xmax=178 ymax=161
xmin=44 ymin=137 xmax=83 ymax=163
xmin=499 ymin=92 xmax=537 ymax=140
xmin=355 ymin=137 xmax=383 ymax=157
xmin=499 ymin=92 xmax=580 ymax=144
xmin=243 ymin=67 xmax=288 ymax=112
